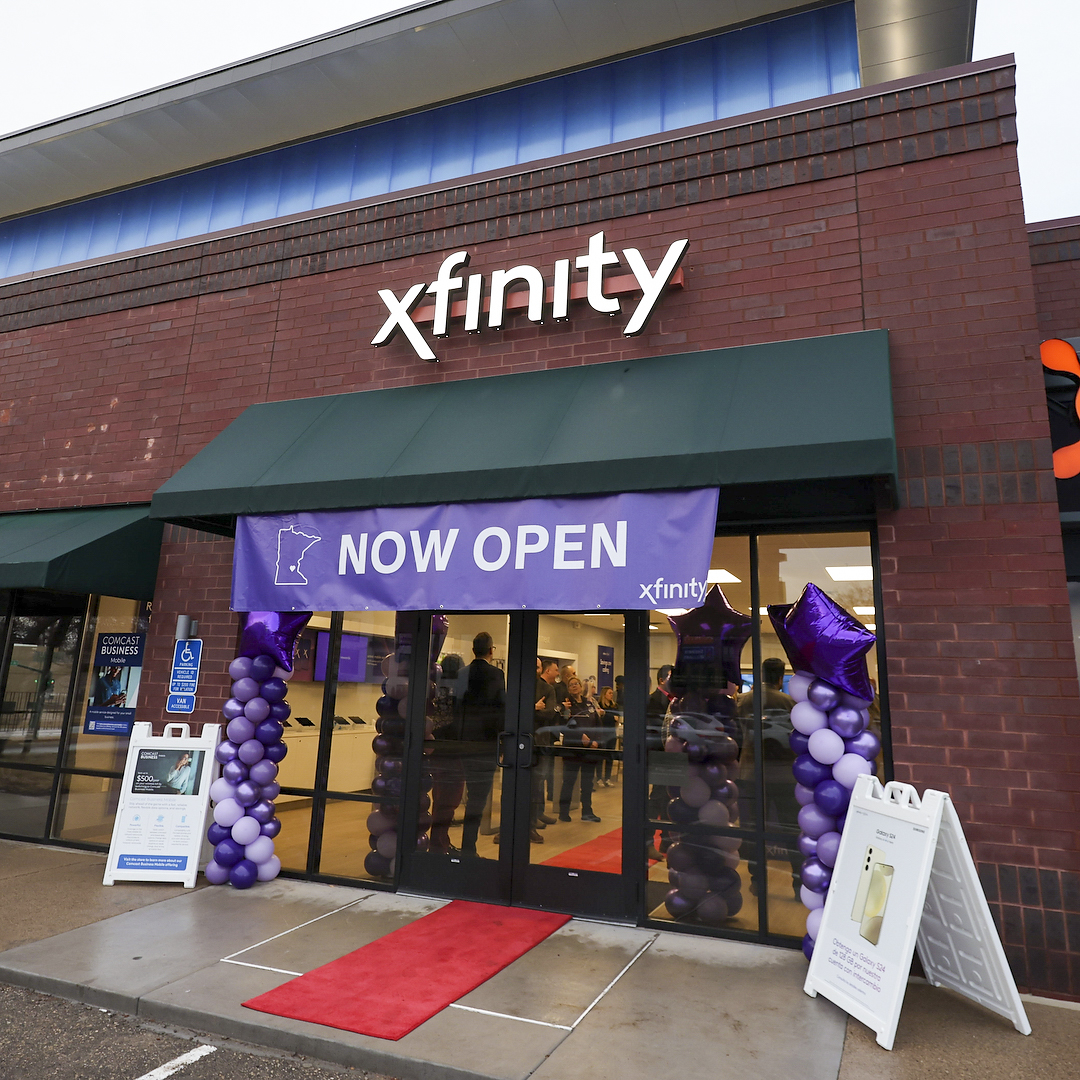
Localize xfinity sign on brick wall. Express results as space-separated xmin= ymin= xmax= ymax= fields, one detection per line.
xmin=232 ymin=489 xmax=718 ymax=612
xmin=372 ymin=231 xmax=689 ymax=361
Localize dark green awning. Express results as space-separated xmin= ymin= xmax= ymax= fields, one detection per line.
xmin=152 ymin=329 xmax=896 ymax=530
xmin=0 ymin=506 xmax=163 ymax=599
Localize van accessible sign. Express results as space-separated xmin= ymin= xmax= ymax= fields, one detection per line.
xmin=232 ymin=488 xmax=718 ymax=612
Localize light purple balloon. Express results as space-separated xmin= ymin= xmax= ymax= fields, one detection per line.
xmin=209 ymin=778 xmax=237 ymax=804
xmin=787 ymin=673 xmax=812 ymax=702
xmin=846 ymin=728 xmax=881 ymax=760
xmin=229 ymin=656 xmax=254 ymax=680
xmin=257 ymin=855 xmax=282 ymax=881
xmin=231 ymin=815 xmax=262 ymax=846
xmin=794 ymin=783 xmax=816 ymax=807
xmin=244 ymin=696 xmax=270 ymax=722
xmin=273 ymin=667 xmax=293 ymax=681
xmin=816 ymin=831 xmax=842 ymax=867
xmin=833 ymin=752 xmax=874 ymax=788
xmin=367 ymin=810 xmax=395 ymax=836
xmin=791 ymin=701 xmax=829 ymax=735
xmin=214 ymin=740 xmax=239 ymax=764
xmin=235 ymin=779 xmax=261 ymax=806
xmin=203 ymin=859 xmax=230 ymax=885
xmin=800 ymin=885 xmax=825 ymax=910
xmin=698 ymin=800 xmax=730 ymax=827
xmin=259 ymin=781 xmax=281 ymax=801
xmin=248 ymin=758 xmax=278 ymax=786
xmin=226 ymin=717 xmax=255 ymax=744
xmin=807 ymin=728 xmax=846 ymax=766
xmin=680 ymin=777 xmax=712 ymax=808
xmin=245 ymin=835 xmax=275 ymax=865
xmin=376 ymin=831 xmax=398 ymax=859
xmin=221 ymin=698 xmax=246 ymax=721
xmin=232 ymin=677 xmax=260 ymax=702
xmin=238 ymin=738 xmax=266 ymax=765
xmin=806 ymin=907 xmax=824 ymax=940
xmin=797 ymin=803 xmax=836 ymax=839
xmin=828 ymin=705 xmax=867 ymax=739
xmin=213 ymin=798 xmax=244 ymax=828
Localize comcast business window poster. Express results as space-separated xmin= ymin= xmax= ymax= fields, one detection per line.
xmin=84 ymin=633 xmax=145 ymax=736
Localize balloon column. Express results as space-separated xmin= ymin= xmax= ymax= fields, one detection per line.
xmin=768 ymin=583 xmax=878 ymax=959
xmin=204 ymin=611 xmax=312 ymax=889
xmin=364 ymin=615 xmax=447 ymax=879
xmin=661 ymin=587 xmax=753 ymax=927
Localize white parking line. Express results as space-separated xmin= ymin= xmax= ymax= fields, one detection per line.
xmin=134 ymin=1044 xmax=216 ymax=1080
xmin=447 ymin=1003 xmax=573 ymax=1030
xmin=221 ymin=958 xmax=304 ymax=977
xmin=570 ymin=934 xmax=657 ymax=1028
xmin=219 ymin=895 xmax=372 ymax=961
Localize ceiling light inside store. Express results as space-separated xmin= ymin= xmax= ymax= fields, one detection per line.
xmin=853 ymin=606 xmax=875 ymax=616
xmin=759 ymin=607 xmax=769 ymax=615
xmin=707 ymin=569 xmax=741 ymax=583
xmin=866 ymin=623 xmax=876 ymax=632
xmin=648 ymin=624 xmax=659 ymax=630
xmin=656 ymin=608 xmax=689 ymax=616
xmin=826 ymin=565 xmax=874 ymax=581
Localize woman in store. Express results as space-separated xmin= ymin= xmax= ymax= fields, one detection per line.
xmin=558 ymin=678 xmax=603 ymax=823
xmin=595 ymin=684 xmax=620 ymax=787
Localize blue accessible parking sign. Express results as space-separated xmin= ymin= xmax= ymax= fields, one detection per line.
xmin=166 ymin=640 xmax=203 ymax=714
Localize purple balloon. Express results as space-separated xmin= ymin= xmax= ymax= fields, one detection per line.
xmin=845 ymin=728 xmax=881 ymax=760
xmin=214 ymin=838 xmax=244 ymax=867
xmin=260 ymin=677 xmax=288 ymax=703
xmin=232 ymin=677 xmax=260 ymax=703
xmin=269 ymin=700 xmax=291 ymax=722
xmin=244 ymin=696 xmax=271 ymax=723
xmin=703 ymin=762 xmax=728 ymax=787
xmin=665 ymin=843 xmax=696 ymax=873
xmin=807 ymin=727 xmax=846 ymax=766
xmin=798 ymin=803 xmax=836 ymax=839
xmin=791 ymin=701 xmax=829 ymax=735
xmin=802 ymin=934 xmax=815 ymax=961
xmin=254 ymin=719 xmax=284 ymax=745
xmin=222 ymin=758 xmax=248 ymax=785
xmin=231 ymin=814 xmax=262 ymax=846
xmin=226 ymin=717 xmax=255 ymax=744
xmin=840 ymin=690 xmax=874 ymax=709
xmin=260 ymin=817 xmax=281 ymax=838
xmin=204 ymin=859 xmax=231 ymax=885
xmin=364 ymin=851 xmax=392 ymax=877
xmin=248 ymin=798 xmax=275 ymax=824
xmin=206 ymin=822 xmax=231 ymax=846
xmin=829 ymin=706 xmax=867 ymax=739
xmin=213 ymin=798 xmax=245 ymax=828
xmin=209 ymin=777 xmax=237 ymax=804
xmin=667 ymin=798 xmax=698 ymax=825
xmin=229 ymin=859 xmax=259 ymax=889
xmin=816 ymin=831 xmax=842 ymax=868
xmin=260 ymin=781 xmax=281 ymax=801
xmin=789 ymin=731 xmax=810 ymax=756
xmin=807 ymin=907 xmax=824 ymax=940
xmin=794 ymin=782 xmax=817 ymax=807
xmin=257 ymin=855 xmax=282 ymax=882
xmin=696 ymin=892 xmax=730 ymax=926
xmin=798 ymin=834 xmax=819 ymax=858
xmin=801 ymin=885 xmax=825 ymax=909
xmin=248 ymin=758 xmax=279 ymax=785
xmin=239 ymin=612 xmax=312 ymax=672
xmin=235 ymin=779 xmax=261 ymax=807
xmin=836 ymin=812 xmax=847 ymax=832
xmin=264 ymin=741 xmax=288 ymax=763
xmin=667 ymin=587 xmax=753 ymax=688
xmin=221 ymin=698 xmax=246 ymax=721
xmin=814 ymin=778 xmax=851 ymax=817
xmin=214 ymin=740 xmax=239 ymax=764
xmin=664 ymin=888 xmax=695 ymax=920
xmin=722 ymin=888 xmax=743 ymax=918
xmin=807 ymin=679 xmax=840 ymax=712
xmin=800 ymin=855 xmax=832 ymax=893
xmin=793 ymin=753 xmax=832 ymax=788
xmin=228 ymin=656 xmax=254 ymax=681
xmin=250 ymin=654 xmax=278 ymax=682
xmin=238 ymin=738 xmax=266 ymax=765
xmin=246 ymin=835 xmax=275 ymax=865
xmin=833 ymin=752 xmax=874 ymax=789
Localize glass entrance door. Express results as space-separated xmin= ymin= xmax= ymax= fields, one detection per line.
xmin=399 ymin=611 xmax=638 ymax=920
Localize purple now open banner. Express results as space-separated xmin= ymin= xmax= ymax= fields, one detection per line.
xmin=232 ymin=489 xmax=719 ymax=612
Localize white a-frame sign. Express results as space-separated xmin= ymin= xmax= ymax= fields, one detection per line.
xmin=804 ymin=777 xmax=1031 ymax=1050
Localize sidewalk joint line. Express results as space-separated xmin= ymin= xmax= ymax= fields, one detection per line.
xmin=221 ymin=958 xmax=303 ymax=977
xmin=133 ymin=1043 xmax=216 ymax=1080
xmin=219 ymin=894 xmax=373 ymax=961
xmin=447 ymin=1003 xmax=572 ymax=1030
xmin=570 ymin=933 xmax=658 ymax=1029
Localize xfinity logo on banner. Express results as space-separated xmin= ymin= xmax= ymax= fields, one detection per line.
xmin=232 ymin=489 xmax=718 ymax=613
xmin=372 ymin=231 xmax=689 ymax=362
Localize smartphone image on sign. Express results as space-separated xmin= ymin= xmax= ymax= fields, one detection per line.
xmin=851 ymin=844 xmax=894 ymax=946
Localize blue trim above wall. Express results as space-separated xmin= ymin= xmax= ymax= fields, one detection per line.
xmin=0 ymin=3 xmax=858 ymax=281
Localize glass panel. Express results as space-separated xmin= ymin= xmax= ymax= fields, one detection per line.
xmin=276 ymin=611 xmax=333 ymax=791
xmin=0 ymin=765 xmax=51 ymax=837
xmin=1 ymin=591 xmax=86 ymax=769
xmin=54 ymin=772 xmax=122 ymax=844
xmin=320 ymin=798 xmax=393 ymax=882
xmin=274 ymin=800 xmax=313 ymax=873
xmin=646 ymin=537 xmax=758 ymax=932
xmin=424 ymin=615 xmax=510 ymax=859
xmin=64 ymin=596 xmax=149 ymax=773
xmin=533 ymin=614 xmax=624 ymax=874
xmin=756 ymin=530 xmax=877 ymax=937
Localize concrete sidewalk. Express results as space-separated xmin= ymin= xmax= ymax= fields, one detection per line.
xmin=1 ymin=839 xmax=1075 ymax=1080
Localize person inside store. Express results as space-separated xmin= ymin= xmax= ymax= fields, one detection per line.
xmin=596 ymin=684 xmax=620 ymax=787
xmin=429 ymin=653 xmax=467 ymax=854
xmin=533 ymin=658 xmax=559 ymax=827
xmin=614 ymin=674 xmax=624 ymax=706
xmin=558 ymin=677 xmax=604 ymax=823
xmin=736 ymin=657 xmax=799 ymax=894
xmin=646 ymin=665 xmax=674 ymax=859
xmin=555 ymin=664 xmax=575 ymax=711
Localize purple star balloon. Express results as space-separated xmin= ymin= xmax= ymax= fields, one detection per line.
xmin=668 ymin=586 xmax=753 ymax=690
xmin=238 ymin=611 xmax=313 ymax=672
xmin=768 ymin=583 xmax=875 ymax=701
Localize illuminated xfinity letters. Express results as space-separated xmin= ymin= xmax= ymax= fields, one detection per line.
xmin=372 ymin=231 xmax=689 ymax=361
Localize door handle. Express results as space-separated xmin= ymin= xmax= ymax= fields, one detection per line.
xmin=517 ymin=732 xmax=534 ymax=768
xmin=497 ymin=731 xmax=515 ymax=768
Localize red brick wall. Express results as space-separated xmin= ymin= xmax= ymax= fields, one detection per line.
xmin=1029 ymin=217 xmax=1080 ymax=338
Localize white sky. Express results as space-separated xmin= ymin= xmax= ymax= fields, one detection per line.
xmin=0 ymin=1 xmax=1075 ymax=224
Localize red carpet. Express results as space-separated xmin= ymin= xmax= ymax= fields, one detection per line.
xmin=542 ymin=827 xmax=624 ymax=873
xmin=242 ymin=900 xmax=570 ymax=1040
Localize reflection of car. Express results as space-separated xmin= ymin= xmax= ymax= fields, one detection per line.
xmin=761 ymin=708 xmax=795 ymax=759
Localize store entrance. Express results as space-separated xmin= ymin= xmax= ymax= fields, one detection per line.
xmin=399 ymin=611 xmax=642 ymax=920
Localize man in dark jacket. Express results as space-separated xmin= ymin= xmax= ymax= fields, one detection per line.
xmin=459 ymin=632 xmax=506 ymax=854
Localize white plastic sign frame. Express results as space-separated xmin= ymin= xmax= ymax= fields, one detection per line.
xmin=103 ymin=721 xmax=220 ymax=889
xmin=804 ymin=776 xmax=1030 ymax=1050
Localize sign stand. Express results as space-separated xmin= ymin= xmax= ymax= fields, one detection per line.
xmin=804 ymin=777 xmax=1030 ymax=1050
xmin=104 ymin=722 xmax=220 ymax=889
